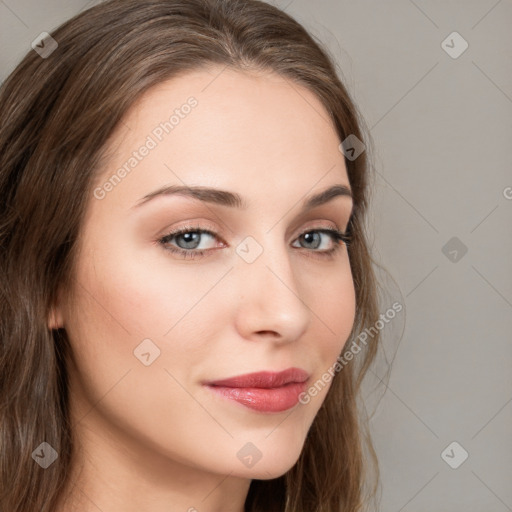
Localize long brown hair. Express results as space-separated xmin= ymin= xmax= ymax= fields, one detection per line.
xmin=0 ymin=0 xmax=382 ymax=510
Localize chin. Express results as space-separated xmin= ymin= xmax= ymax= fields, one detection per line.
xmin=235 ymin=443 xmax=304 ymax=480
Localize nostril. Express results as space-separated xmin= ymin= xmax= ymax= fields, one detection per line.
xmin=255 ymin=330 xmax=280 ymax=337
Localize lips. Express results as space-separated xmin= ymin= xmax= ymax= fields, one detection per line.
xmin=204 ymin=367 xmax=310 ymax=413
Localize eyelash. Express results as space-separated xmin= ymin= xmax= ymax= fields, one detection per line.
xmin=156 ymin=224 xmax=351 ymax=260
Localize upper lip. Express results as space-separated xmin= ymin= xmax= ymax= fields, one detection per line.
xmin=204 ymin=367 xmax=310 ymax=389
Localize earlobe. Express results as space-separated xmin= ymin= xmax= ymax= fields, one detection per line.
xmin=47 ymin=288 xmax=65 ymax=330
xmin=47 ymin=305 xmax=64 ymax=330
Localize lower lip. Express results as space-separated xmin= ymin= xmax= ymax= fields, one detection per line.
xmin=206 ymin=382 xmax=307 ymax=413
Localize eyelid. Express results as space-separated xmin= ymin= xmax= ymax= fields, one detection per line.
xmin=296 ymin=218 xmax=341 ymax=233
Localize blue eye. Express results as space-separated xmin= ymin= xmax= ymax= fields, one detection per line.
xmin=292 ymin=229 xmax=350 ymax=252
xmin=163 ymin=230 xmax=217 ymax=251
xmin=158 ymin=226 xmax=219 ymax=259
xmin=157 ymin=225 xmax=350 ymax=260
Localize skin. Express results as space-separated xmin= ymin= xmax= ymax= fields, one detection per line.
xmin=50 ymin=65 xmax=356 ymax=512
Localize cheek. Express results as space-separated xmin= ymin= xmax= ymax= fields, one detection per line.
xmin=66 ymin=244 xmax=228 ymax=392
xmin=64 ymin=249 xmax=229 ymax=455
xmin=305 ymin=263 xmax=356 ymax=357
xmin=295 ymin=263 xmax=355 ymax=411
xmin=77 ymin=240 xmax=221 ymax=338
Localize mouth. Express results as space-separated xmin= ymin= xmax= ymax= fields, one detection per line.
xmin=203 ymin=367 xmax=310 ymax=413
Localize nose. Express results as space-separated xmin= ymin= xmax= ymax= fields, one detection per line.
xmin=232 ymin=239 xmax=311 ymax=344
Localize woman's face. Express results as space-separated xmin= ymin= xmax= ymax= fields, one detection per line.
xmin=52 ymin=66 xmax=356 ymax=484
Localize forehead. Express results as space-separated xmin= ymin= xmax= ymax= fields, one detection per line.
xmin=93 ymin=65 xmax=349 ymax=209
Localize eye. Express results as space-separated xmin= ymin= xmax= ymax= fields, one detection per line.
xmin=163 ymin=229 xmax=216 ymax=250
xmin=158 ymin=225 xmax=222 ymax=259
xmin=291 ymin=228 xmax=351 ymax=258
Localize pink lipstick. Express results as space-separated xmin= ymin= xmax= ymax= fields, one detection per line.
xmin=204 ymin=367 xmax=309 ymax=413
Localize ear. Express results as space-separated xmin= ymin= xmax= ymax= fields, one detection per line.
xmin=47 ymin=305 xmax=64 ymax=330
xmin=47 ymin=288 xmax=65 ymax=330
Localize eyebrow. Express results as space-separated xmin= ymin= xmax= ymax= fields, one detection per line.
xmin=132 ymin=183 xmax=353 ymax=211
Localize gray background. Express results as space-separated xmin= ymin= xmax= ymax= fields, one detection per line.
xmin=1 ymin=0 xmax=511 ymax=510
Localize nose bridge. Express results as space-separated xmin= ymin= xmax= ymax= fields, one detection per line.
xmin=233 ymin=233 xmax=310 ymax=341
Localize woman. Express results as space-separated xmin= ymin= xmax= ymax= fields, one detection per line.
xmin=0 ymin=0 xmax=382 ymax=510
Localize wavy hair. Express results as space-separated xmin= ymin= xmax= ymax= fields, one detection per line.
xmin=0 ymin=1 xmax=382 ymax=510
